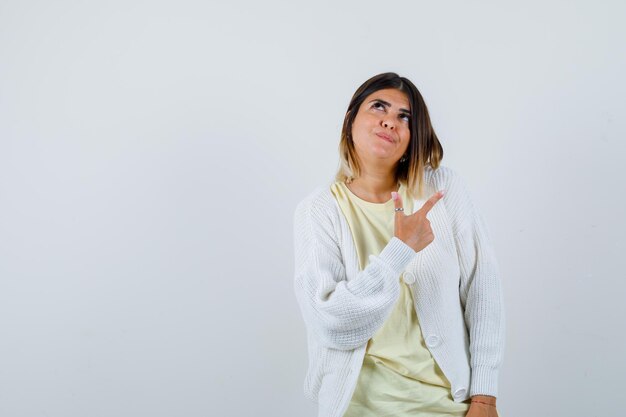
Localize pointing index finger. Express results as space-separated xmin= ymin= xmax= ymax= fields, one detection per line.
xmin=419 ymin=190 xmax=445 ymax=214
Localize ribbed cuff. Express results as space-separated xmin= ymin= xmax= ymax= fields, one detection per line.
xmin=470 ymin=365 xmax=499 ymax=397
xmin=377 ymin=237 xmax=416 ymax=275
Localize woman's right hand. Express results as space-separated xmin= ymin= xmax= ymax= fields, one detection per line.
xmin=392 ymin=190 xmax=445 ymax=253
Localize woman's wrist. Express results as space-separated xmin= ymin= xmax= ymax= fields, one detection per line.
xmin=470 ymin=395 xmax=497 ymax=406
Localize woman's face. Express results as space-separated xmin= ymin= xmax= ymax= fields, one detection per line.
xmin=351 ymin=88 xmax=411 ymax=168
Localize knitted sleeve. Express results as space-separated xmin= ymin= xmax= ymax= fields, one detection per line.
xmin=439 ymin=167 xmax=506 ymax=397
xmin=293 ymin=194 xmax=416 ymax=351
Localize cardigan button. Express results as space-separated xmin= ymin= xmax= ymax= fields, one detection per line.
xmin=425 ymin=334 xmax=441 ymax=348
xmin=402 ymin=271 xmax=416 ymax=284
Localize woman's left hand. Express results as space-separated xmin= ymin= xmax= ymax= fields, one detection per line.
xmin=465 ymin=396 xmax=499 ymax=417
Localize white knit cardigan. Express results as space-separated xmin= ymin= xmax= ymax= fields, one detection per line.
xmin=292 ymin=165 xmax=505 ymax=417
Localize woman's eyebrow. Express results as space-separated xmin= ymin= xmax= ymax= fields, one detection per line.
xmin=368 ymin=99 xmax=411 ymax=115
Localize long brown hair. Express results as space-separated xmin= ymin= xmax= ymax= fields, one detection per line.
xmin=334 ymin=72 xmax=443 ymax=200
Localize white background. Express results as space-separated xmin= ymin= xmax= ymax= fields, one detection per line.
xmin=1 ymin=1 xmax=624 ymax=416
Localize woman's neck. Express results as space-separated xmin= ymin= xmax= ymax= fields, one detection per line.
xmin=346 ymin=173 xmax=399 ymax=203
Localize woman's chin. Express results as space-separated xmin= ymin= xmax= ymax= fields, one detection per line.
xmin=369 ymin=148 xmax=397 ymax=160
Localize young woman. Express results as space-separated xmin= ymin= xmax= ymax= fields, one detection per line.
xmin=293 ymin=72 xmax=504 ymax=417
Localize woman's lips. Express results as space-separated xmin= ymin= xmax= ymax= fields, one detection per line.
xmin=376 ymin=132 xmax=394 ymax=143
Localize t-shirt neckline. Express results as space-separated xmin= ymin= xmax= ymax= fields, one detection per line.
xmin=338 ymin=181 xmax=404 ymax=210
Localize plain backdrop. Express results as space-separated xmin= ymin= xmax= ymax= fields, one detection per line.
xmin=1 ymin=1 xmax=624 ymax=416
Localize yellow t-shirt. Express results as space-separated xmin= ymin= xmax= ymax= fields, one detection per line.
xmin=330 ymin=181 xmax=471 ymax=417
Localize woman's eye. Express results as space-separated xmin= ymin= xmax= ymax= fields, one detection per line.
xmin=372 ymin=102 xmax=410 ymax=122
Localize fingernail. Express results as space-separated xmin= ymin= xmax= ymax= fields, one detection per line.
xmin=439 ymin=190 xmax=445 ymax=196
xmin=391 ymin=192 xmax=398 ymax=200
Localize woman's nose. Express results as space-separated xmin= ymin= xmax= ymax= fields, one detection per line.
xmin=381 ymin=118 xmax=395 ymax=129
